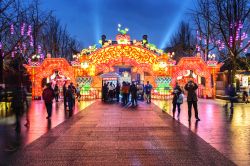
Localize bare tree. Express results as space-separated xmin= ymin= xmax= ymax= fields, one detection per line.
xmin=192 ymin=0 xmax=250 ymax=84
xmin=167 ymin=21 xmax=196 ymax=61
xmin=191 ymin=0 xmax=217 ymax=61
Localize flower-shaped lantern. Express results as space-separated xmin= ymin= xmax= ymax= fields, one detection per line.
xmin=116 ymin=24 xmax=130 ymax=44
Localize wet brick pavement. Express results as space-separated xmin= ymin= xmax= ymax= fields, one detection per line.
xmin=1 ymin=100 xmax=236 ymax=166
xmin=154 ymin=99 xmax=250 ymax=166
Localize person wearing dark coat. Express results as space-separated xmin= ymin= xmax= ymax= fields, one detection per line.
xmin=172 ymin=83 xmax=182 ymax=119
xmin=63 ymin=82 xmax=67 ymax=109
xmin=184 ymin=80 xmax=200 ymax=122
xmin=66 ymin=85 xmax=74 ymax=115
xmin=116 ymin=83 xmax=121 ymax=102
xmin=102 ymin=83 xmax=108 ymax=102
xmin=228 ymin=84 xmax=237 ymax=108
xmin=42 ymin=83 xmax=55 ymax=119
xmin=54 ymin=84 xmax=59 ymax=102
xmin=130 ymin=82 xmax=138 ymax=107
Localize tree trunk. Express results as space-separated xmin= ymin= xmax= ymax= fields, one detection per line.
xmin=0 ymin=54 xmax=3 ymax=84
xmin=231 ymin=54 xmax=237 ymax=85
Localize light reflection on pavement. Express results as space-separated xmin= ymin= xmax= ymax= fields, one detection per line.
xmin=153 ymin=98 xmax=250 ymax=166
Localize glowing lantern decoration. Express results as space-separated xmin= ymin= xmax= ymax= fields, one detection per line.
xmin=159 ymin=61 xmax=167 ymax=69
xmin=116 ymin=24 xmax=130 ymax=44
xmin=116 ymin=34 xmax=130 ymax=44
xmin=47 ymin=53 xmax=51 ymax=58
xmin=81 ymin=61 xmax=89 ymax=69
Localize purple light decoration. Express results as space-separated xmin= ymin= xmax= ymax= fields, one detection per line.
xmin=10 ymin=24 xmax=14 ymax=35
xmin=38 ymin=45 xmax=41 ymax=54
xmin=0 ymin=42 xmax=2 ymax=49
xmin=2 ymin=52 xmax=4 ymax=57
xmin=21 ymin=23 xmax=26 ymax=36
xmin=30 ymin=36 xmax=34 ymax=47
xmin=27 ymin=25 xmax=32 ymax=36
xmin=41 ymin=53 xmax=44 ymax=59
xmin=239 ymin=21 xmax=243 ymax=29
xmin=11 ymin=52 xmax=15 ymax=58
xmin=230 ymin=23 xmax=233 ymax=29
xmin=229 ymin=36 xmax=233 ymax=47
xmin=22 ymin=43 xmax=26 ymax=50
xmin=240 ymin=42 xmax=243 ymax=48
xmin=236 ymin=32 xmax=239 ymax=41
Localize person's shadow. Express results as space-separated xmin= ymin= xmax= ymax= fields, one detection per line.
xmin=224 ymin=103 xmax=234 ymax=122
xmin=47 ymin=119 xmax=52 ymax=131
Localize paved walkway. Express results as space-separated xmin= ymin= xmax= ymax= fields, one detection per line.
xmin=154 ymin=99 xmax=250 ymax=166
xmin=3 ymin=100 xmax=235 ymax=166
xmin=0 ymin=99 xmax=95 ymax=159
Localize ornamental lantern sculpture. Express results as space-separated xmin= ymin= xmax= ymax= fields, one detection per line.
xmin=116 ymin=24 xmax=130 ymax=44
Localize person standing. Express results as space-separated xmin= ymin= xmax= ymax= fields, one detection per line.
xmin=116 ymin=82 xmax=120 ymax=102
xmin=42 ymin=83 xmax=55 ymax=119
xmin=228 ymin=84 xmax=237 ymax=108
xmin=63 ymin=82 xmax=67 ymax=110
xmin=76 ymin=85 xmax=81 ymax=102
xmin=66 ymin=85 xmax=74 ymax=115
xmin=70 ymin=83 xmax=76 ymax=107
xmin=144 ymin=81 xmax=152 ymax=104
xmin=184 ymin=80 xmax=200 ymax=122
xmin=54 ymin=83 xmax=59 ymax=102
xmin=122 ymin=82 xmax=129 ymax=105
xmin=130 ymin=82 xmax=138 ymax=107
xmin=172 ymin=82 xmax=183 ymax=119
xmin=102 ymin=83 xmax=108 ymax=102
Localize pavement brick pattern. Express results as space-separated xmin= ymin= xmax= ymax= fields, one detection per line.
xmin=3 ymin=101 xmax=236 ymax=166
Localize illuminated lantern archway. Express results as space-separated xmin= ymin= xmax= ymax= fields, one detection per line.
xmin=171 ymin=57 xmax=222 ymax=98
xmin=85 ymin=44 xmax=159 ymax=76
xmin=24 ymin=58 xmax=75 ymax=99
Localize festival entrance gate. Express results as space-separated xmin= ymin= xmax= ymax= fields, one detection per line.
xmin=24 ymin=58 xmax=76 ymax=99
xmin=24 ymin=33 xmax=222 ymax=99
xmin=171 ymin=57 xmax=222 ymax=98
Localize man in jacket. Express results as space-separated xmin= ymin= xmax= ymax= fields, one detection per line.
xmin=42 ymin=83 xmax=55 ymax=119
xmin=144 ymin=81 xmax=152 ymax=104
xmin=130 ymin=82 xmax=138 ymax=107
xmin=184 ymin=80 xmax=200 ymax=122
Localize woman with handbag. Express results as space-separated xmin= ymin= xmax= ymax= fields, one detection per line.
xmin=172 ymin=82 xmax=183 ymax=120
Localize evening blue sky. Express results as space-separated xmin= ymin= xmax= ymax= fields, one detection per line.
xmin=41 ymin=0 xmax=195 ymax=49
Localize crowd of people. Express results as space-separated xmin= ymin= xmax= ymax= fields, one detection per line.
xmin=42 ymin=82 xmax=78 ymax=119
xmin=102 ymin=81 xmax=152 ymax=107
xmin=41 ymin=79 xmax=249 ymax=122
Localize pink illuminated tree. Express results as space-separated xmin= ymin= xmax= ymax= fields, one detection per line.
xmin=192 ymin=0 xmax=250 ymax=84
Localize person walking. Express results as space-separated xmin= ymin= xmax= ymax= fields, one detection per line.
xmin=108 ymin=82 xmax=115 ymax=102
xmin=184 ymin=80 xmax=200 ymax=122
xmin=228 ymin=84 xmax=237 ymax=108
xmin=66 ymin=85 xmax=74 ymax=115
xmin=42 ymin=83 xmax=55 ymax=119
xmin=63 ymin=82 xmax=67 ymax=110
xmin=130 ymin=82 xmax=138 ymax=107
xmin=102 ymin=83 xmax=108 ymax=102
xmin=122 ymin=82 xmax=129 ymax=105
xmin=172 ymin=82 xmax=183 ymax=119
xmin=76 ymin=85 xmax=81 ymax=102
xmin=144 ymin=81 xmax=152 ymax=104
xmin=54 ymin=83 xmax=59 ymax=102
xmin=70 ymin=83 xmax=76 ymax=107
xmin=116 ymin=82 xmax=120 ymax=102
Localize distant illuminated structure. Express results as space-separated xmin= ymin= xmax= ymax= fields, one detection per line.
xmin=24 ymin=26 xmax=222 ymax=100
